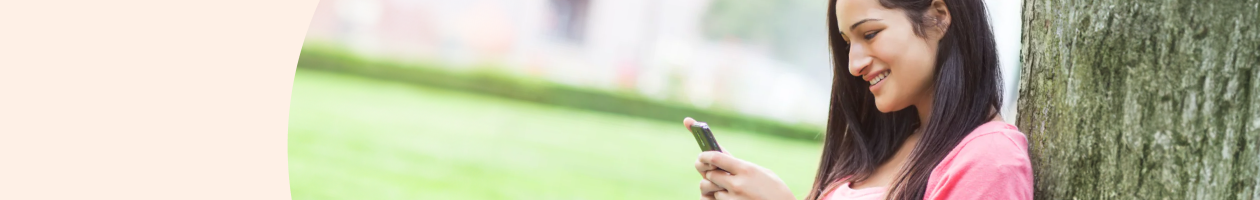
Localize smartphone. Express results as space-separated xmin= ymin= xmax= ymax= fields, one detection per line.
xmin=689 ymin=121 xmax=723 ymax=152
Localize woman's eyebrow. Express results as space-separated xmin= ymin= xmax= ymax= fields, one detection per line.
xmin=849 ymin=18 xmax=881 ymax=32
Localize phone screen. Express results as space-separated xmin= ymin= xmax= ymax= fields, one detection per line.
xmin=689 ymin=122 xmax=723 ymax=152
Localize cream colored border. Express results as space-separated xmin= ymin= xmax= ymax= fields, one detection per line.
xmin=0 ymin=1 xmax=318 ymax=199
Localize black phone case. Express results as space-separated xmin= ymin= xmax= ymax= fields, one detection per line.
xmin=689 ymin=122 xmax=723 ymax=152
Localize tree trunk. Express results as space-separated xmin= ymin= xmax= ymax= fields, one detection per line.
xmin=1018 ymin=0 xmax=1260 ymax=199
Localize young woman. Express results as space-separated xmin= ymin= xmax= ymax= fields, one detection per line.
xmin=689 ymin=0 xmax=1033 ymax=199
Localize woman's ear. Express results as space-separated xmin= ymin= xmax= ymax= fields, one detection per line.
xmin=926 ymin=0 xmax=951 ymax=38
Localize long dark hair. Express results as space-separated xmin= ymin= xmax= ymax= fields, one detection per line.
xmin=805 ymin=0 xmax=1001 ymax=199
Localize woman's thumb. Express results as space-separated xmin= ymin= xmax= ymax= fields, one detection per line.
xmin=683 ymin=117 xmax=696 ymax=129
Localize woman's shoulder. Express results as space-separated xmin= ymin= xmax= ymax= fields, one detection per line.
xmin=924 ymin=121 xmax=1033 ymax=200
xmin=939 ymin=121 xmax=1030 ymax=168
xmin=957 ymin=121 xmax=1028 ymax=152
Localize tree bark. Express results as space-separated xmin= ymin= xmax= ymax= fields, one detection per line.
xmin=1018 ymin=0 xmax=1260 ymax=199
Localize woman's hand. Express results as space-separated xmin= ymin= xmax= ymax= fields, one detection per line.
xmin=694 ymin=151 xmax=795 ymax=200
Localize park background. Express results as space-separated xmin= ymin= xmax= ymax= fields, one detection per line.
xmin=287 ymin=0 xmax=1023 ymax=199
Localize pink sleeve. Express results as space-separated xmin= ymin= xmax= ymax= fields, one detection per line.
xmin=924 ymin=130 xmax=1034 ymax=200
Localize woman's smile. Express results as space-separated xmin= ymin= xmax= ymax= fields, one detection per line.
xmin=867 ymin=70 xmax=890 ymax=93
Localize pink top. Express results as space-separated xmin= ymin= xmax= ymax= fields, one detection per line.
xmin=821 ymin=121 xmax=1033 ymax=200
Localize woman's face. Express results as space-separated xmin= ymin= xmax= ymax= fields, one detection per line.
xmin=835 ymin=0 xmax=945 ymax=113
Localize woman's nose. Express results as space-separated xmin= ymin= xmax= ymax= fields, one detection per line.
xmin=848 ymin=44 xmax=872 ymax=77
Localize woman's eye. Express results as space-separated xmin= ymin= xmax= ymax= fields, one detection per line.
xmin=863 ymin=30 xmax=880 ymax=40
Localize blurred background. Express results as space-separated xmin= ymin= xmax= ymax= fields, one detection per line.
xmin=288 ymin=0 xmax=1021 ymax=199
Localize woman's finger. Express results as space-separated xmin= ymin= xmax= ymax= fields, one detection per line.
xmin=713 ymin=190 xmax=733 ymax=200
xmin=699 ymin=151 xmax=747 ymax=174
xmin=683 ymin=117 xmax=697 ymax=129
xmin=695 ymin=158 xmax=718 ymax=174
xmin=704 ymin=169 xmax=737 ymax=191
xmin=700 ymin=179 xmax=725 ymax=195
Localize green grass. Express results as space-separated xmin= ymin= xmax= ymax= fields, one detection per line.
xmin=288 ymin=69 xmax=823 ymax=199
xmin=296 ymin=44 xmax=825 ymax=141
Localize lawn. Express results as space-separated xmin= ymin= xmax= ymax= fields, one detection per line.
xmin=288 ymin=69 xmax=823 ymax=199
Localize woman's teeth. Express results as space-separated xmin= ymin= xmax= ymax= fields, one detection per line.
xmin=869 ymin=71 xmax=890 ymax=86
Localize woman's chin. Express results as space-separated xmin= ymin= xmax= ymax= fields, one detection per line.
xmin=878 ymin=107 xmax=900 ymax=113
xmin=873 ymin=99 xmax=908 ymax=113
xmin=874 ymin=101 xmax=895 ymax=113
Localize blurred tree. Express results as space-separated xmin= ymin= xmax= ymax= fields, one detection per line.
xmin=701 ymin=0 xmax=829 ymax=70
xmin=702 ymin=0 xmax=778 ymax=43
xmin=549 ymin=0 xmax=589 ymax=43
xmin=1018 ymin=0 xmax=1260 ymax=199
